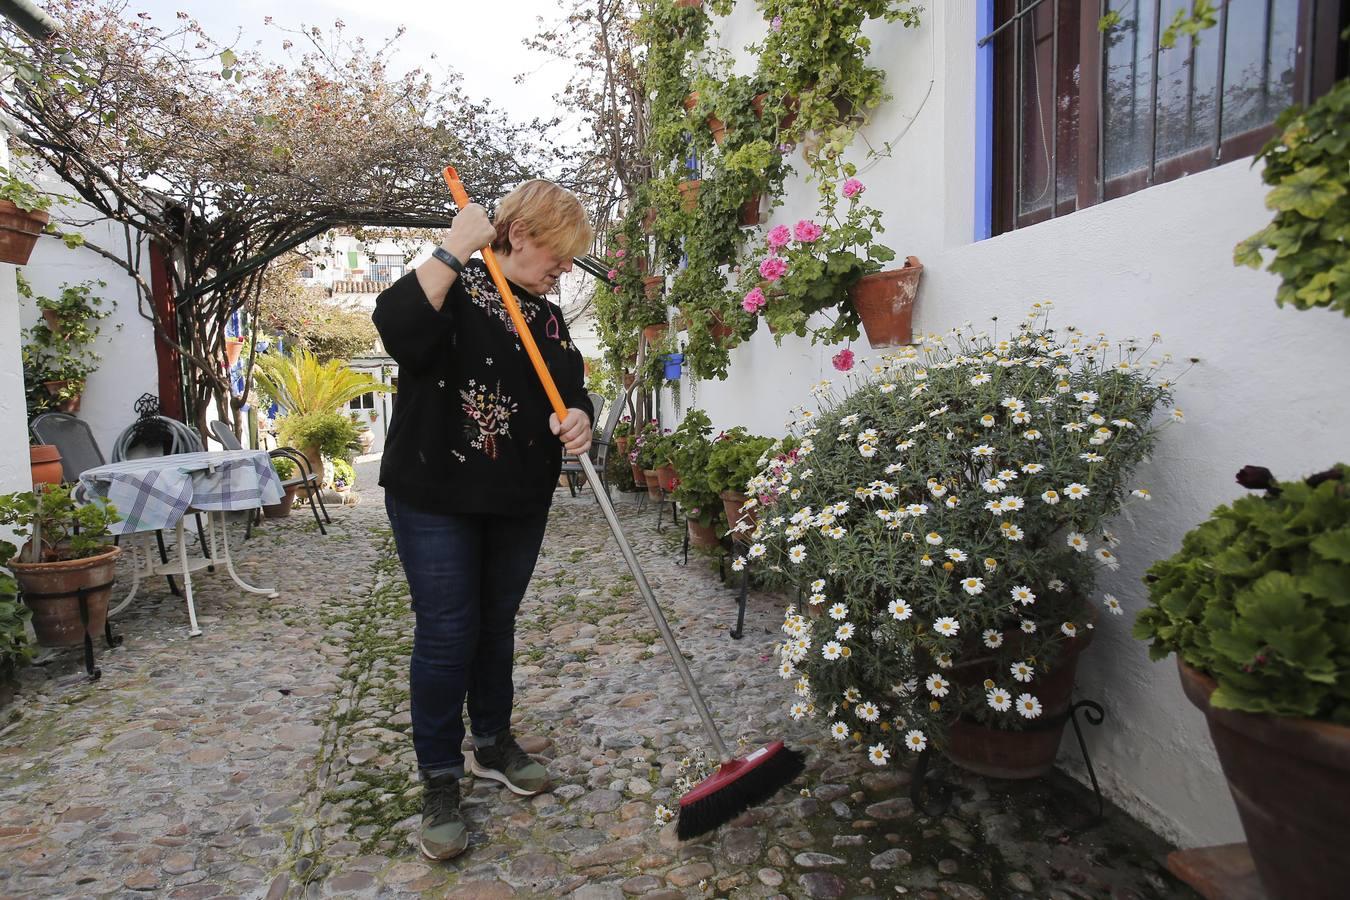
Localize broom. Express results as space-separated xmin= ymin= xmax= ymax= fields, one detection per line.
xmin=442 ymin=166 xmax=805 ymax=840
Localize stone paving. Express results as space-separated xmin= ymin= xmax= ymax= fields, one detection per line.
xmin=0 ymin=461 xmax=1199 ymax=899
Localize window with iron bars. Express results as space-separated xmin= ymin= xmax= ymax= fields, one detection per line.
xmin=990 ymin=0 xmax=1347 ymax=236
xmin=368 ymin=254 xmax=405 ymax=283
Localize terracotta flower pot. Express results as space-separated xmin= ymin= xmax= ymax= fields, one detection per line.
xmin=673 ymin=0 xmax=702 ymax=8
xmin=944 ymin=623 xmax=1094 ymax=779
xmin=849 ymin=256 xmax=923 ymax=348
xmin=677 ymin=179 xmax=701 ymax=213
xmin=656 ymin=464 xmax=678 ymax=492
xmin=738 ymin=194 xmax=762 ymax=227
xmin=12 ymin=546 xmax=121 ymax=647
xmin=29 ymin=444 xmax=64 ymax=487
xmin=641 ymin=322 xmax=669 ymax=345
xmin=263 ymin=483 xmax=302 ymax=519
xmin=224 ymin=337 xmax=245 ymax=367
xmin=719 ymin=490 xmax=755 ymax=541
xmin=642 ymin=275 xmax=664 ymax=300
xmin=642 ymin=469 xmax=662 ymax=500
xmin=43 ymin=380 xmax=81 ymax=414
xmin=41 ymin=309 xmax=61 ymax=333
xmin=629 ymin=461 xmax=645 ymax=490
xmin=0 ymin=200 xmax=49 ymax=266
xmin=687 ymin=518 xmax=721 ymax=549
xmin=1178 ymin=658 xmax=1350 ymax=900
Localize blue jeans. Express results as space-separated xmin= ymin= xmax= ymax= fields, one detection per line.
xmin=385 ymin=495 xmax=549 ymax=775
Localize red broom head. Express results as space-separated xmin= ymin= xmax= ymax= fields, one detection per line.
xmin=676 ymin=741 xmax=806 ymax=840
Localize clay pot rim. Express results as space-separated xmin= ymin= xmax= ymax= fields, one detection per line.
xmin=29 ymin=444 xmax=62 ymax=461
xmin=11 ymin=544 xmax=121 ymax=572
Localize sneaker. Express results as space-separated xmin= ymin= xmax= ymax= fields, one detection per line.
xmin=467 ymin=732 xmax=550 ymax=796
xmin=418 ymin=773 xmax=468 ymax=861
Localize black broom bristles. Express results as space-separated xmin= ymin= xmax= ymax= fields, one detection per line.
xmin=676 ymin=745 xmax=806 ymax=840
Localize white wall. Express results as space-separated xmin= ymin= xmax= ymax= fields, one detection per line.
xmin=680 ymin=5 xmax=1350 ymax=848
xmin=0 ymin=136 xmax=30 ymax=497
xmin=18 ymin=179 xmax=159 ymax=460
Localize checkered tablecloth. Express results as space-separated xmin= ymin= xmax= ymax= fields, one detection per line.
xmin=80 ymin=450 xmax=286 ymax=535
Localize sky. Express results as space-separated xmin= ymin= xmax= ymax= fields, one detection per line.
xmin=124 ymin=0 xmax=571 ymax=126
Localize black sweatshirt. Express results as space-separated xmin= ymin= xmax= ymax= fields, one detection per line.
xmin=372 ymin=260 xmax=592 ymax=517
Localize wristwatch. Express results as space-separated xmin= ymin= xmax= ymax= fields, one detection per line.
xmin=431 ymin=246 xmax=465 ymax=275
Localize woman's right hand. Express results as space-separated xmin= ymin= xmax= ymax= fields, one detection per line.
xmin=445 ymin=203 xmax=496 ymax=259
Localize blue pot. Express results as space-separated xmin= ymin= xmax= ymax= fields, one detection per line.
xmin=663 ymin=353 xmax=685 ymax=380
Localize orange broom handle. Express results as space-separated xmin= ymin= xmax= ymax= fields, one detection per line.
xmin=441 ymin=165 xmax=570 ymax=424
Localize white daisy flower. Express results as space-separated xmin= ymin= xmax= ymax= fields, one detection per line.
xmin=1062 ymin=621 xmax=1079 ymax=637
xmin=929 ymin=483 xmax=948 ymax=498
xmin=809 ymin=592 xmax=826 ymax=606
xmin=1011 ymin=410 xmax=1031 ymax=425
xmin=905 ymin=503 xmax=929 ymax=517
xmin=811 ymin=578 xmax=827 ymax=592
xmin=1079 ymin=452 xmax=1104 ymax=464
xmin=788 ymin=544 xmax=807 ymax=564
xmin=971 ymin=444 xmax=996 ymax=458
xmin=904 ymin=730 xmax=928 ymax=752
xmin=945 ymin=548 xmax=968 ymax=562
xmin=1048 ymin=578 xmax=1067 ymax=592
xmin=1067 ymin=532 xmax=1088 ymax=553
xmin=748 ymin=543 xmax=766 ymax=559
xmin=1074 ymin=391 xmax=1099 ymax=404
xmin=867 ymin=743 xmax=891 ymax=766
xmin=1041 ymin=489 xmax=1060 ymax=505
xmin=933 ymin=616 xmax=961 ymax=637
xmin=970 ymin=373 xmax=991 ymax=386
xmin=980 ymin=414 xmax=996 ymax=428
xmin=1023 ymin=429 xmax=1043 ymax=441
xmin=1001 ymin=397 xmax=1026 ymax=411
xmin=1016 ymin=694 xmax=1043 ymax=719
xmin=987 ymin=688 xmax=1012 ymax=712
xmin=945 ymin=496 xmax=961 ymax=509
xmin=982 ymin=478 xmax=1007 ymax=493
xmin=888 ymin=599 xmax=912 ymax=621
xmin=778 ymin=661 xmax=795 ymax=678
xmin=1011 ymin=661 xmax=1034 ymax=682
xmin=830 ymin=721 xmax=849 ymax=741
xmin=858 ymin=443 xmax=877 ymax=458
xmin=880 ymin=382 xmax=897 ymax=393
xmin=1171 ymin=409 xmax=1185 ymax=422
xmin=835 ymin=622 xmax=855 ymax=640
xmin=985 ymin=498 xmax=1006 ymax=515
xmin=1021 ymin=463 xmax=1045 ymax=474
xmin=789 ymin=702 xmax=808 ymax=721
xmin=857 ymin=701 xmax=880 ymax=722
xmin=654 ymin=804 xmax=674 ymax=825
xmin=732 ymin=556 xmax=746 ymax=572
xmin=907 ymin=421 xmax=928 ymax=434
xmin=935 ymin=652 xmax=953 ymax=669
xmin=925 ymin=532 xmax=943 ymax=546
xmin=961 ymin=577 xmax=985 ymax=596
xmin=1131 ymin=488 xmax=1151 ymax=500
xmin=1020 ymin=619 xmax=1037 ymax=633
xmin=844 ymin=687 xmax=862 ymax=703
xmin=982 ymin=629 xmax=1004 ymax=649
xmin=822 ymin=641 xmax=843 ymax=660
xmin=1001 ymin=524 xmax=1025 ymax=541
xmin=1010 ymin=585 xmax=1036 ymax=605
xmin=1095 ymin=548 xmax=1120 ymax=570
xmin=828 ymin=603 xmax=848 ymax=620
xmin=1001 ymin=495 xmax=1025 ymax=511
xmin=925 ymin=674 xmax=950 ymax=697
xmin=1103 ymin=594 xmax=1124 ymax=615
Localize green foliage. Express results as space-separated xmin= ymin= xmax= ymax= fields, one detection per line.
xmin=667 ymin=410 xmax=721 ymax=526
xmin=1234 ymin=76 xmax=1350 ymax=316
xmin=0 ymin=571 xmax=32 ymax=686
xmin=1159 ymin=0 xmax=1218 ymax=50
xmin=752 ymin=310 xmax=1178 ymax=761
xmin=0 ymin=485 xmax=120 ymax=564
xmin=0 ymin=165 xmax=53 ymax=213
xmin=1137 ymin=466 xmax=1350 ymax=724
xmin=279 ymin=411 xmax=361 ymax=462
xmin=254 ymin=348 xmax=392 ymax=418
xmin=271 ymin=455 xmax=297 ymax=480
xmin=629 ymin=419 xmax=663 ymax=470
xmin=20 ymin=276 xmax=113 ymax=416
xmin=706 ymin=427 xmax=776 ymax=496
xmin=331 ymin=458 xmax=355 ymax=489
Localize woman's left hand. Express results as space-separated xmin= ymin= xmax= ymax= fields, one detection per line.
xmin=550 ymin=408 xmax=592 ymax=455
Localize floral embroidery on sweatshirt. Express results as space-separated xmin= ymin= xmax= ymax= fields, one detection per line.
xmin=460 ymin=265 xmax=539 ymax=333
xmin=460 ymin=379 xmax=517 ymax=460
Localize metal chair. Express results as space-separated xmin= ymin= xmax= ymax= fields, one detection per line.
xmin=562 ymin=381 xmax=636 ymax=500
xmin=30 ymin=411 xmax=182 ymax=596
xmin=209 ymin=421 xmax=329 ymax=535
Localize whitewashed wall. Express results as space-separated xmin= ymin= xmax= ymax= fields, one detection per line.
xmin=675 ymin=4 xmax=1350 ymax=848
xmin=0 ymin=136 xmax=29 ymax=497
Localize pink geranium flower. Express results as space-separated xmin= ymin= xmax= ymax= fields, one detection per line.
xmin=766 ymin=224 xmax=791 ymax=250
xmin=793 ymin=220 xmax=823 ymax=243
xmin=741 ymin=287 xmax=767 ymax=313
xmin=759 ymin=256 xmax=788 ymax=281
xmin=832 ymin=349 xmax=855 ymax=372
xmin=612 ymin=285 xmax=622 ymax=294
xmin=842 ymin=178 xmax=865 ymax=198
xmin=607 ymin=269 xmax=618 ymax=280
xmin=615 ymin=248 xmax=626 ymax=258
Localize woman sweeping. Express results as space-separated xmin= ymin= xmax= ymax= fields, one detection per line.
xmin=372 ymin=179 xmax=594 ymax=860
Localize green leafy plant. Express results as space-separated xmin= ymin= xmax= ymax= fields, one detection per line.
xmin=628 ymin=419 xmax=663 ymax=470
xmin=0 ymin=485 xmax=120 ymax=564
xmin=1136 ymin=465 xmax=1350 ymax=724
xmin=748 ymin=307 xmax=1181 ymax=764
xmin=278 ymin=411 xmax=361 ymax=463
xmin=20 ymin=276 xmax=113 ymax=415
xmin=271 ymin=456 xmax=297 ymax=481
xmin=706 ymin=426 xmax=776 ymax=497
xmin=331 ymin=458 xmax=355 ymax=489
xmin=0 ymin=571 xmax=32 ymax=687
xmin=0 ymin=164 xmax=53 ymax=213
xmin=1234 ymin=75 xmax=1350 ymax=316
xmin=667 ymin=410 xmax=720 ymax=526
xmin=253 ymin=348 xmax=392 ymax=418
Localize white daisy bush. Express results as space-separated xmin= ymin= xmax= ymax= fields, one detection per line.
xmin=757 ymin=307 xmax=1183 ymax=763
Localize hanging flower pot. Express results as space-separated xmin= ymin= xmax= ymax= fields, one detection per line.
xmin=642 ymin=275 xmax=664 ymax=300
xmin=40 ymin=309 xmax=61 ymax=333
xmin=224 ymin=337 xmax=245 ymax=368
xmin=43 ymin=380 xmax=81 ymax=414
xmin=30 ymin=445 xmax=63 ymax=487
xmin=643 ymin=469 xmax=662 ymax=499
xmin=849 ymin=256 xmax=923 ymax=349
xmin=0 ymin=200 xmax=49 ymax=266
xmin=677 ymin=179 xmax=702 ymax=213
xmin=673 ymin=0 xmax=702 ymax=8
xmin=642 ymin=322 xmax=669 ymax=345
xmin=640 ymin=207 xmax=658 ymax=235
xmin=662 ymin=352 xmax=685 ymax=381
xmin=708 ymin=311 xmax=735 ymax=346
xmin=738 ymin=194 xmax=762 ymax=227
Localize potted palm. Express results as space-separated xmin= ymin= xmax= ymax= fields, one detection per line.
xmin=0 ymin=486 xmax=120 ymax=647
xmin=1136 ymin=465 xmax=1350 ymax=900
xmin=749 ymin=307 xmax=1178 ymax=775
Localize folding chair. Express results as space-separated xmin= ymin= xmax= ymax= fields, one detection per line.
xmin=209 ymin=421 xmax=329 ymax=535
